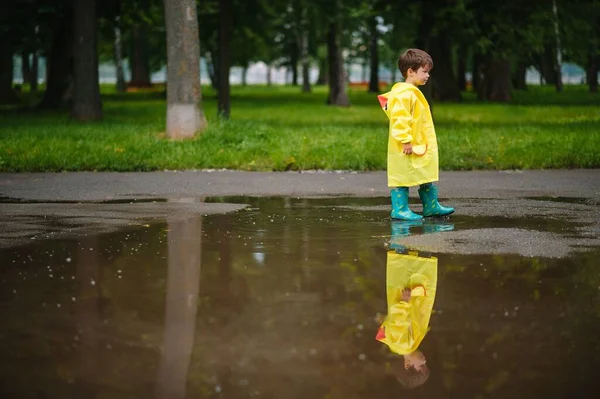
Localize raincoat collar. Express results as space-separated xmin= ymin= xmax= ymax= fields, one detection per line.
xmin=389 ymin=82 xmax=429 ymax=107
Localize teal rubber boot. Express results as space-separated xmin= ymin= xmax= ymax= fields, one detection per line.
xmin=423 ymin=220 xmax=454 ymax=234
xmin=390 ymin=220 xmax=422 ymax=253
xmin=418 ymin=183 xmax=455 ymax=217
xmin=390 ymin=187 xmax=423 ymax=221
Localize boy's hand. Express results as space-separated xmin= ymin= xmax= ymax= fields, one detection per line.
xmin=403 ymin=143 xmax=413 ymax=155
xmin=401 ymin=288 xmax=412 ymax=302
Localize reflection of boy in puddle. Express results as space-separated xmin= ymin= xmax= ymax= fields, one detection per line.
xmin=376 ymin=251 xmax=438 ymax=389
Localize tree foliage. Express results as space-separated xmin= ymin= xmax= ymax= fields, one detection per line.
xmin=2 ymin=0 xmax=599 ymax=112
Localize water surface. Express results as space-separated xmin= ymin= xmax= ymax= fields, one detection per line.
xmin=1 ymin=197 xmax=599 ymax=398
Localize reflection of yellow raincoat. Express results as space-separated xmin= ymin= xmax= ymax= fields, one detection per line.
xmin=378 ymin=82 xmax=439 ymax=187
xmin=376 ymin=251 xmax=438 ymax=355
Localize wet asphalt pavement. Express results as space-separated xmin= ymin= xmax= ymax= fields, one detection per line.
xmin=1 ymin=169 xmax=599 ymax=201
xmin=1 ymin=170 xmax=599 ymax=255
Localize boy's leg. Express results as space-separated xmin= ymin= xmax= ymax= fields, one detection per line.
xmin=418 ymin=183 xmax=454 ymax=217
xmin=390 ymin=187 xmax=423 ymax=221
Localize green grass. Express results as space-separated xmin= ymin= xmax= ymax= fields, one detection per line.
xmin=0 ymin=84 xmax=599 ymax=172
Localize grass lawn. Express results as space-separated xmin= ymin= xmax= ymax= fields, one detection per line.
xmin=0 ymin=84 xmax=598 ymax=172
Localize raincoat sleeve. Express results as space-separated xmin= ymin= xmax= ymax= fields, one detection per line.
xmin=389 ymin=93 xmax=414 ymax=144
xmin=381 ymin=295 xmax=418 ymax=352
xmin=387 ymin=300 xmax=412 ymax=331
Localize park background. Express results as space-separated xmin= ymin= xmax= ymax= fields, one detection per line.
xmin=1 ymin=0 xmax=599 ymax=172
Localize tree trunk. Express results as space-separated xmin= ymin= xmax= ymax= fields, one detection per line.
xmin=217 ymin=0 xmax=232 ymax=119
xmin=316 ymin=54 xmax=327 ymax=85
xmin=114 ymin=21 xmax=126 ymax=93
xmin=587 ymin=53 xmax=598 ymax=93
xmin=21 ymin=52 xmax=31 ymax=88
xmin=415 ymin=1 xmax=434 ymax=110
xmin=301 ymin=29 xmax=311 ymax=92
xmin=266 ymin=64 xmax=272 ymax=86
xmin=0 ymin=46 xmax=18 ymax=104
xmin=30 ymin=52 xmax=38 ymax=92
xmin=326 ymin=20 xmax=350 ymax=106
xmin=291 ymin=45 xmax=299 ymax=86
xmin=457 ymin=46 xmax=467 ymax=91
xmin=368 ymin=16 xmax=379 ymax=93
xmin=129 ymin=25 xmax=152 ymax=87
xmin=164 ymin=0 xmax=207 ymax=138
xmin=540 ymin=45 xmax=557 ymax=85
xmin=241 ymin=64 xmax=248 ymax=86
xmin=472 ymin=51 xmax=482 ymax=93
xmin=512 ymin=61 xmax=527 ymax=90
xmin=39 ymin=6 xmax=73 ymax=109
xmin=71 ymin=0 xmax=102 ymax=121
xmin=204 ymin=51 xmax=218 ymax=90
xmin=429 ymin=36 xmax=461 ymax=102
xmin=156 ymin=215 xmax=202 ymax=399
xmin=478 ymin=59 xmax=512 ymax=102
xmin=552 ymin=0 xmax=563 ymax=92
xmin=361 ymin=60 xmax=367 ymax=82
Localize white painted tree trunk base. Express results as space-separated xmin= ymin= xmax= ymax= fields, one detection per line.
xmin=166 ymin=104 xmax=206 ymax=139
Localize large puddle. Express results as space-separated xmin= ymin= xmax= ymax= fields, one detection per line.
xmin=1 ymin=197 xmax=600 ymax=398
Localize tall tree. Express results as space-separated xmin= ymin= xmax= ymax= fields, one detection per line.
xmin=472 ymin=0 xmax=546 ymax=101
xmin=113 ymin=17 xmax=127 ymax=93
xmin=71 ymin=0 xmax=103 ymax=121
xmin=552 ymin=0 xmax=564 ymax=92
xmin=415 ymin=0 xmax=462 ymax=102
xmin=125 ymin=0 xmax=154 ymax=87
xmin=561 ymin=0 xmax=600 ymax=93
xmin=0 ymin=0 xmax=37 ymax=104
xmin=326 ymin=18 xmax=350 ymax=105
xmin=324 ymin=0 xmax=350 ymax=106
xmin=300 ymin=5 xmax=312 ymax=93
xmin=368 ymin=15 xmax=380 ymax=93
xmin=0 ymin=46 xmax=18 ymax=104
xmin=164 ymin=0 xmax=207 ymax=138
xmin=217 ymin=0 xmax=232 ymax=119
xmin=457 ymin=45 xmax=468 ymax=91
xmin=380 ymin=1 xmax=416 ymax=84
xmin=130 ymin=25 xmax=152 ymax=86
xmin=35 ymin=2 xmax=74 ymax=109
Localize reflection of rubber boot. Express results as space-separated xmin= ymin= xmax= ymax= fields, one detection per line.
xmin=418 ymin=183 xmax=454 ymax=217
xmin=389 ymin=220 xmax=422 ymax=253
xmin=391 ymin=187 xmax=423 ymax=221
xmin=423 ymin=220 xmax=454 ymax=234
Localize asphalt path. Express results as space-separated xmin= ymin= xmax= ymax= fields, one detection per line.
xmin=1 ymin=170 xmax=599 ymax=201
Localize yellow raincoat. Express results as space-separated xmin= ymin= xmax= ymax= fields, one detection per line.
xmin=376 ymin=251 xmax=438 ymax=355
xmin=378 ymin=82 xmax=439 ymax=187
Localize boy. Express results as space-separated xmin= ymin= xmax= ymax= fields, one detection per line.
xmin=378 ymin=48 xmax=454 ymax=221
xmin=375 ymin=250 xmax=438 ymax=389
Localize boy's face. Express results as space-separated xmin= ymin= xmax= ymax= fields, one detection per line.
xmin=407 ymin=65 xmax=431 ymax=86
xmin=404 ymin=351 xmax=427 ymax=372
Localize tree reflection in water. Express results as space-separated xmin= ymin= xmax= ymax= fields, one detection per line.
xmin=156 ymin=212 xmax=203 ymax=399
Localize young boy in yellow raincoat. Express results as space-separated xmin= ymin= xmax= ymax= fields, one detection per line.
xmin=378 ymin=49 xmax=454 ymax=221
xmin=375 ymin=250 xmax=438 ymax=389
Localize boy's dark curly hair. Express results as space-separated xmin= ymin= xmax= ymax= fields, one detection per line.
xmin=392 ymin=360 xmax=430 ymax=389
xmin=398 ymin=49 xmax=434 ymax=79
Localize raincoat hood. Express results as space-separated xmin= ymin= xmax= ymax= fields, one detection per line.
xmin=377 ymin=82 xmax=429 ymax=120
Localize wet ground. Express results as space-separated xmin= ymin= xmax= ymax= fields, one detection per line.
xmin=1 ymin=195 xmax=600 ymax=398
